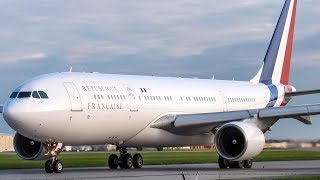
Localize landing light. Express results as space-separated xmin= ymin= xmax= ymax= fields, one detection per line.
xmin=50 ymin=151 xmax=56 ymax=156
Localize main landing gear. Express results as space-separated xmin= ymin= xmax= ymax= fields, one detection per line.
xmin=108 ymin=147 xmax=143 ymax=169
xmin=44 ymin=143 xmax=64 ymax=173
xmin=218 ymin=156 xmax=253 ymax=169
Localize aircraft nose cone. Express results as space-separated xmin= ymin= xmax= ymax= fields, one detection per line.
xmin=3 ymin=101 xmax=34 ymax=134
xmin=3 ymin=101 xmax=22 ymax=130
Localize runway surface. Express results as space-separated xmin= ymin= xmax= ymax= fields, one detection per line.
xmin=1 ymin=160 xmax=320 ymax=180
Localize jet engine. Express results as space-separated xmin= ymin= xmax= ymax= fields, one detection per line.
xmin=214 ymin=122 xmax=265 ymax=161
xmin=13 ymin=133 xmax=51 ymax=160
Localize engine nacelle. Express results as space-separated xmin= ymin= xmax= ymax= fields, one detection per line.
xmin=214 ymin=122 xmax=265 ymax=161
xmin=14 ymin=133 xmax=52 ymax=160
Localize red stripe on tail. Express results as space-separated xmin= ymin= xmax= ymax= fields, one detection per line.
xmin=280 ymin=0 xmax=297 ymax=85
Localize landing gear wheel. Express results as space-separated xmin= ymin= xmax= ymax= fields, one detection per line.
xmin=133 ymin=154 xmax=143 ymax=168
xmin=244 ymin=159 xmax=253 ymax=168
xmin=45 ymin=160 xmax=54 ymax=173
xmin=53 ymin=160 xmax=63 ymax=173
xmin=108 ymin=154 xmax=119 ymax=169
xmin=122 ymin=153 xmax=132 ymax=169
xmin=218 ymin=156 xmax=228 ymax=169
xmin=234 ymin=161 xmax=244 ymax=168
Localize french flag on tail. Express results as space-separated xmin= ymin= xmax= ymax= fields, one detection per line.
xmin=251 ymin=0 xmax=297 ymax=85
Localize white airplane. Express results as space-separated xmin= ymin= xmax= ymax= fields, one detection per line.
xmin=0 ymin=0 xmax=318 ymax=174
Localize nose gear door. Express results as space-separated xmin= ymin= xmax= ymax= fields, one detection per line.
xmin=63 ymin=82 xmax=83 ymax=111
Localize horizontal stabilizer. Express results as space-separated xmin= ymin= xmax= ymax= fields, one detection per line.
xmin=286 ymin=89 xmax=320 ymax=97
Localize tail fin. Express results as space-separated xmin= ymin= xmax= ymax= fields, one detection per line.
xmin=251 ymin=0 xmax=297 ymax=85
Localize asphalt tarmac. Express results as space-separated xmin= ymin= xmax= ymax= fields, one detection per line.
xmin=1 ymin=160 xmax=320 ymax=180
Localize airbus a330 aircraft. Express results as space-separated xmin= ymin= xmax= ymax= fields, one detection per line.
xmin=0 ymin=0 xmax=319 ymax=174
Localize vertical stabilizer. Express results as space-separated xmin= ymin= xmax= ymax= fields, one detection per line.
xmin=251 ymin=0 xmax=297 ymax=85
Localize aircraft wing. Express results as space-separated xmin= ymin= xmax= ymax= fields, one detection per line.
xmin=151 ymin=104 xmax=320 ymax=136
xmin=0 ymin=104 xmax=3 ymax=113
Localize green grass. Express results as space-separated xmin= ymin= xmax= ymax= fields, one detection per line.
xmin=0 ymin=149 xmax=319 ymax=169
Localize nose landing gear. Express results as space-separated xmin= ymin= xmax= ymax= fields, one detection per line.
xmin=108 ymin=147 xmax=143 ymax=169
xmin=44 ymin=143 xmax=64 ymax=173
xmin=45 ymin=158 xmax=63 ymax=173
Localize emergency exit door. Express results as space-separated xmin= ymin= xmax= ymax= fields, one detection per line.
xmin=63 ymin=82 xmax=83 ymax=111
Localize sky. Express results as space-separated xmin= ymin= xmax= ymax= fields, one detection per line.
xmin=0 ymin=0 xmax=320 ymax=140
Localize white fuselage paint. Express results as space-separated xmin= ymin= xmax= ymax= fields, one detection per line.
xmin=3 ymin=73 xmax=285 ymax=147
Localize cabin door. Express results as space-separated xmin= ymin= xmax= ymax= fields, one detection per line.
xmin=219 ymin=91 xmax=228 ymax=112
xmin=63 ymin=82 xmax=83 ymax=111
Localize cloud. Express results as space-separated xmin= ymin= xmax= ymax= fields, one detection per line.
xmin=0 ymin=0 xmax=313 ymax=63
xmin=0 ymin=52 xmax=47 ymax=64
xmin=20 ymin=53 xmax=47 ymax=60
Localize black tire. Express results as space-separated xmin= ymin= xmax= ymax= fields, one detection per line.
xmin=218 ymin=156 xmax=228 ymax=169
xmin=228 ymin=161 xmax=235 ymax=168
xmin=244 ymin=159 xmax=253 ymax=168
xmin=53 ymin=160 xmax=63 ymax=173
xmin=133 ymin=154 xmax=143 ymax=168
xmin=108 ymin=154 xmax=119 ymax=169
xmin=45 ymin=160 xmax=54 ymax=173
xmin=234 ymin=161 xmax=244 ymax=169
xmin=120 ymin=153 xmax=133 ymax=169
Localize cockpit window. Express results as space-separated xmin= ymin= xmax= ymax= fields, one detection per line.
xmin=32 ymin=91 xmax=41 ymax=99
xmin=17 ymin=91 xmax=32 ymax=98
xmin=38 ymin=91 xmax=49 ymax=99
xmin=9 ymin=92 xmax=18 ymax=99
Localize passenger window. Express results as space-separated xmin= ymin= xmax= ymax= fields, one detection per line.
xmin=9 ymin=92 xmax=18 ymax=99
xmin=38 ymin=91 xmax=49 ymax=99
xmin=32 ymin=91 xmax=40 ymax=99
xmin=17 ymin=91 xmax=31 ymax=98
